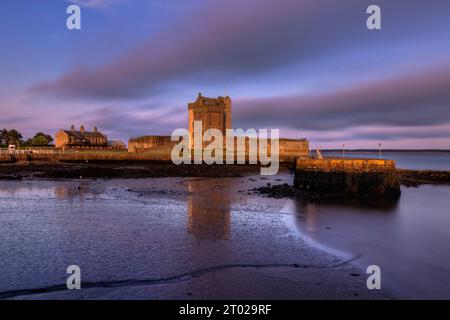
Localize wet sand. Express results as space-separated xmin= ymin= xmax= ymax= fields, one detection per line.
xmin=0 ymin=174 xmax=392 ymax=300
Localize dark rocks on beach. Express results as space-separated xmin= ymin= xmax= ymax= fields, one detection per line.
xmin=0 ymin=175 xmax=22 ymax=180
xmin=253 ymin=183 xmax=350 ymax=201
xmin=397 ymin=169 xmax=450 ymax=187
xmin=0 ymin=161 xmax=265 ymax=180
xmin=254 ymin=183 xmax=299 ymax=199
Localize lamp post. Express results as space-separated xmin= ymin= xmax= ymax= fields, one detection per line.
xmin=342 ymin=144 xmax=345 ymax=158
xmin=379 ymin=142 xmax=382 ymax=160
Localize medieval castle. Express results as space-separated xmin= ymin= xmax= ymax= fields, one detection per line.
xmin=129 ymin=93 xmax=232 ymax=152
xmin=127 ymin=93 xmax=309 ymax=161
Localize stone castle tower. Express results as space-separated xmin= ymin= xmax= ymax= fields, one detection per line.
xmin=188 ymin=93 xmax=232 ymax=149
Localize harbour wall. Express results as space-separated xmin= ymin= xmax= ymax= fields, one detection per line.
xmin=128 ymin=138 xmax=309 ymax=163
xmin=294 ymin=158 xmax=401 ymax=196
xmin=1 ymin=139 xmax=309 ymax=164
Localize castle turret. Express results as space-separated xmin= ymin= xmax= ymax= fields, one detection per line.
xmin=188 ymin=93 xmax=232 ymax=149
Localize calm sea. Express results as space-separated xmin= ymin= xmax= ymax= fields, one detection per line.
xmin=322 ymin=150 xmax=450 ymax=170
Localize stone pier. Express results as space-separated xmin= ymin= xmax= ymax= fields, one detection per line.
xmin=294 ymin=158 xmax=401 ymax=197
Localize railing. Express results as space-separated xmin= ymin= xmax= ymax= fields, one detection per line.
xmin=0 ymin=149 xmax=59 ymax=155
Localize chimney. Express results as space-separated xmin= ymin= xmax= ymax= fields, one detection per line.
xmin=94 ymin=127 xmax=98 ymax=133
xmin=80 ymin=125 xmax=85 ymax=133
xmin=70 ymin=125 xmax=75 ymax=131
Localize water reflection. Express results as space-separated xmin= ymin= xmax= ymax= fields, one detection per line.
xmin=288 ymin=186 xmax=450 ymax=298
xmin=55 ymin=181 xmax=87 ymax=199
xmin=0 ymin=181 xmax=105 ymax=200
xmin=292 ymin=196 xmax=400 ymax=238
xmin=295 ymin=195 xmax=400 ymax=215
xmin=0 ymin=182 xmax=53 ymax=196
xmin=186 ymin=179 xmax=232 ymax=240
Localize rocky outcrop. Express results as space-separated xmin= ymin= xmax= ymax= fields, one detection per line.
xmin=397 ymin=169 xmax=450 ymax=187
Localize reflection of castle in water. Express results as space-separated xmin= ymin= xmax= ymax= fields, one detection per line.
xmin=186 ymin=179 xmax=231 ymax=240
xmin=53 ymin=182 xmax=105 ymax=200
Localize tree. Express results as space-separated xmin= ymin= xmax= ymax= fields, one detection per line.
xmin=0 ymin=129 xmax=7 ymax=147
xmin=28 ymin=132 xmax=54 ymax=147
xmin=5 ymin=129 xmax=23 ymax=146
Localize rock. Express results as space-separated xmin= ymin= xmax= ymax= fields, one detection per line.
xmin=397 ymin=169 xmax=450 ymax=186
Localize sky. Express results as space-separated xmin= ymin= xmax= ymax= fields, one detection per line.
xmin=1 ymin=0 xmax=450 ymax=149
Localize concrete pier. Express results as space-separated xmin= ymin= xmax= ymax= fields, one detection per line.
xmin=294 ymin=158 xmax=401 ymax=196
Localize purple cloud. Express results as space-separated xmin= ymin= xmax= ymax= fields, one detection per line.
xmin=233 ymin=64 xmax=450 ymax=131
xmin=68 ymin=104 xmax=185 ymax=140
xmin=33 ymin=0 xmax=425 ymax=99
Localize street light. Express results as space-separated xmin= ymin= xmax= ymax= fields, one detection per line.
xmin=342 ymin=144 xmax=345 ymax=158
xmin=379 ymin=142 xmax=382 ymax=160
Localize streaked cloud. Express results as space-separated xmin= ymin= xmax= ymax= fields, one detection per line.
xmin=36 ymin=0 xmax=446 ymax=99
xmin=234 ymin=64 xmax=450 ymax=131
xmin=66 ymin=0 xmax=124 ymax=9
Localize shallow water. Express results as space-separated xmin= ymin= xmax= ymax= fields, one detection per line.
xmin=285 ymin=184 xmax=450 ymax=299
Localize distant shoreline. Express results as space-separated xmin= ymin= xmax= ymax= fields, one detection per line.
xmin=322 ymin=149 xmax=450 ymax=152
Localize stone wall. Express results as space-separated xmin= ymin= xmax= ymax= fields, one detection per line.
xmin=128 ymin=135 xmax=309 ymax=163
xmin=128 ymin=136 xmax=174 ymax=153
xmin=296 ymin=158 xmax=396 ymax=172
xmin=55 ymin=131 xmax=69 ymax=149
xmin=1 ymin=138 xmax=309 ymax=164
xmin=279 ymin=139 xmax=309 ymax=161
xmin=0 ymin=153 xmax=12 ymax=162
xmin=294 ymin=158 xmax=400 ymax=196
xmin=0 ymin=151 xmax=171 ymax=163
